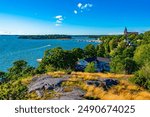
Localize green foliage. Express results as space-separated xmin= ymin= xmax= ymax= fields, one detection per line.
xmin=41 ymin=47 xmax=78 ymax=70
xmin=128 ymin=34 xmax=137 ymax=40
xmin=134 ymin=44 xmax=150 ymax=66
xmin=72 ymin=48 xmax=84 ymax=59
xmin=35 ymin=63 xmax=47 ymax=74
xmin=0 ymin=80 xmax=27 ymax=100
xmin=109 ymin=39 xmax=118 ymax=52
xmin=96 ymin=44 xmax=105 ymax=57
xmin=131 ymin=62 xmax=150 ymax=90
xmin=84 ymin=62 xmax=96 ymax=73
xmin=8 ymin=60 xmax=35 ymax=80
xmin=123 ymin=46 xmax=135 ymax=58
xmin=84 ymin=44 xmax=96 ymax=58
xmin=123 ymin=58 xmax=137 ymax=74
xmin=111 ymin=56 xmax=137 ymax=74
xmin=143 ymin=31 xmax=150 ymax=44
xmin=0 ymin=71 xmax=7 ymax=79
xmin=110 ymin=56 xmax=125 ymax=74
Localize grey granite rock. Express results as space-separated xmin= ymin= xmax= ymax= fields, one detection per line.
xmin=52 ymin=88 xmax=86 ymax=100
xmin=28 ymin=75 xmax=69 ymax=94
xmin=86 ymin=79 xmax=119 ymax=90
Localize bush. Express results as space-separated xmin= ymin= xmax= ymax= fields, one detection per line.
xmin=110 ymin=56 xmax=137 ymax=74
xmin=0 ymin=81 xmax=28 ymax=100
xmin=8 ymin=60 xmax=35 ymax=79
xmin=131 ymin=62 xmax=150 ymax=90
xmin=84 ymin=62 xmax=96 ymax=73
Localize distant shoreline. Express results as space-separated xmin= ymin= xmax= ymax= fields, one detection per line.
xmin=18 ymin=35 xmax=72 ymax=40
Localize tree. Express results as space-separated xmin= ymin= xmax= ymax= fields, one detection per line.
xmin=110 ymin=56 xmax=137 ymax=74
xmin=42 ymin=47 xmax=66 ymax=69
xmin=131 ymin=62 xmax=150 ymax=90
xmin=96 ymin=44 xmax=105 ymax=57
xmin=8 ymin=60 xmax=35 ymax=79
xmin=111 ymin=41 xmax=127 ymax=57
xmin=9 ymin=60 xmax=28 ymax=74
xmin=110 ymin=56 xmax=125 ymax=74
xmin=42 ymin=47 xmax=78 ymax=70
xmin=134 ymin=44 xmax=150 ymax=66
xmin=0 ymin=71 xmax=6 ymax=78
xmin=123 ymin=58 xmax=137 ymax=74
xmin=84 ymin=44 xmax=96 ymax=58
xmin=143 ymin=31 xmax=150 ymax=44
xmin=72 ymin=48 xmax=84 ymax=59
xmin=109 ymin=39 xmax=118 ymax=52
xmin=128 ymin=34 xmax=137 ymax=40
xmin=84 ymin=62 xmax=96 ymax=73
xmin=123 ymin=46 xmax=135 ymax=58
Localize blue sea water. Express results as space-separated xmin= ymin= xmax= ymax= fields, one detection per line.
xmin=0 ymin=36 xmax=99 ymax=71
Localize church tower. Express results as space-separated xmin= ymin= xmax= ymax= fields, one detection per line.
xmin=124 ymin=27 xmax=128 ymax=36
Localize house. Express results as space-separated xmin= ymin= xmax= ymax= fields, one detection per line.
xmin=75 ymin=57 xmax=97 ymax=71
xmin=96 ymin=57 xmax=110 ymax=72
xmin=75 ymin=57 xmax=110 ymax=72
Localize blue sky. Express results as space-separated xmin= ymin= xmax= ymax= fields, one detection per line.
xmin=0 ymin=0 xmax=150 ymax=35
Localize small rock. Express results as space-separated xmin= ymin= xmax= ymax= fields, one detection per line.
xmin=52 ymin=88 xmax=85 ymax=100
xmin=36 ymin=90 xmax=43 ymax=98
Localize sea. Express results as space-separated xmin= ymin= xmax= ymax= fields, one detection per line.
xmin=0 ymin=35 xmax=100 ymax=72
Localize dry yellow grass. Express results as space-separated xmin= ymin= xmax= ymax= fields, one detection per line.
xmin=66 ymin=72 xmax=150 ymax=100
xmin=21 ymin=76 xmax=32 ymax=85
xmin=81 ymin=79 xmax=150 ymax=100
xmin=47 ymin=71 xmax=66 ymax=78
xmin=71 ymin=72 xmax=133 ymax=80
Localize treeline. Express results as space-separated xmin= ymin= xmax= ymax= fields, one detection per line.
xmin=97 ymin=31 xmax=150 ymax=90
xmin=36 ymin=44 xmax=100 ymax=74
xmin=18 ymin=35 xmax=72 ymax=39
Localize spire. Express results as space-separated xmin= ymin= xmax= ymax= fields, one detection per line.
xmin=124 ymin=27 xmax=128 ymax=36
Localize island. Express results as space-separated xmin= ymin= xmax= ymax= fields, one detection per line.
xmin=18 ymin=35 xmax=72 ymax=40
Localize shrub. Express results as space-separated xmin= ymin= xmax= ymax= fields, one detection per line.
xmin=0 ymin=81 xmax=28 ymax=100
xmin=8 ymin=60 xmax=35 ymax=79
xmin=84 ymin=62 xmax=96 ymax=73
xmin=130 ymin=62 xmax=150 ymax=90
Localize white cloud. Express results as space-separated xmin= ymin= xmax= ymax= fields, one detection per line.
xmin=56 ymin=20 xmax=62 ymax=24
xmin=55 ymin=15 xmax=62 ymax=19
xmin=74 ymin=3 xmax=93 ymax=14
xmin=74 ymin=10 xmax=78 ymax=14
xmin=55 ymin=23 xmax=61 ymax=27
xmin=55 ymin=15 xmax=64 ymax=26
xmin=80 ymin=3 xmax=93 ymax=10
xmin=78 ymin=3 xmax=82 ymax=8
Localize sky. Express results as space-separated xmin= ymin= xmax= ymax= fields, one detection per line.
xmin=0 ymin=0 xmax=150 ymax=35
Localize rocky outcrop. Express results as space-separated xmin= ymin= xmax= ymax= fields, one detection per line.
xmin=86 ymin=79 xmax=119 ymax=90
xmin=28 ymin=74 xmax=119 ymax=99
xmin=28 ymin=75 xmax=69 ymax=97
